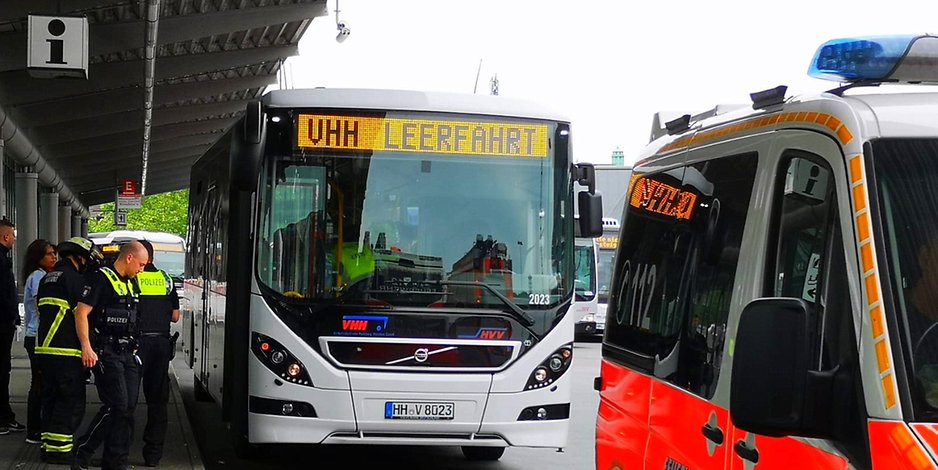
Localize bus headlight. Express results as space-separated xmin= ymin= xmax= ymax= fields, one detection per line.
xmin=548 ymin=355 xmax=564 ymax=372
xmin=252 ymin=332 xmax=314 ymax=387
xmin=534 ymin=367 xmax=548 ymax=382
xmin=525 ymin=343 xmax=573 ymax=390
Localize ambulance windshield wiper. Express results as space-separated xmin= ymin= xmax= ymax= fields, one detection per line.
xmin=435 ymin=280 xmax=535 ymax=326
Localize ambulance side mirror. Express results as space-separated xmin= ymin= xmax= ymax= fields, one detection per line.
xmin=730 ymin=298 xmax=834 ymax=439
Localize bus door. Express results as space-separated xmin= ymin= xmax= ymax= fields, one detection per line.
xmin=196 ymin=186 xmax=218 ymax=389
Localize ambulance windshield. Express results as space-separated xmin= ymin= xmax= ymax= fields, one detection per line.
xmin=873 ymin=138 xmax=938 ymax=420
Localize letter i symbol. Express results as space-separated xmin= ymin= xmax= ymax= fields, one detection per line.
xmin=46 ymin=19 xmax=67 ymax=65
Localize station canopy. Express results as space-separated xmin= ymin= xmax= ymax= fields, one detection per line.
xmin=0 ymin=0 xmax=328 ymax=212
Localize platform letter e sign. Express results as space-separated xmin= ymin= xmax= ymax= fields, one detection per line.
xmin=46 ymin=19 xmax=67 ymax=64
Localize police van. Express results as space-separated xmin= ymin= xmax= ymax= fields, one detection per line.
xmin=596 ymin=35 xmax=938 ymax=469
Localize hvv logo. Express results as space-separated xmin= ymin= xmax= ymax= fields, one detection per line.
xmin=340 ymin=316 xmax=389 ymax=334
xmin=459 ymin=328 xmax=509 ymax=340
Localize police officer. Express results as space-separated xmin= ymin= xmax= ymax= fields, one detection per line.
xmin=134 ymin=240 xmax=180 ymax=467
xmin=73 ymin=241 xmax=147 ymax=470
xmin=35 ymin=237 xmax=103 ymax=465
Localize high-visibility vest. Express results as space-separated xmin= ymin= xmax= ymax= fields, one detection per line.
xmin=136 ymin=269 xmax=174 ymax=334
xmin=94 ymin=267 xmax=139 ymax=337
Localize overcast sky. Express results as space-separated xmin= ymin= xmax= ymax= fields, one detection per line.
xmin=281 ymin=0 xmax=938 ymax=166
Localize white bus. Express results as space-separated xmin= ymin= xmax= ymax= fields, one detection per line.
xmin=573 ymin=236 xmax=599 ymax=339
xmin=595 ymin=217 xmax=620 ymax=337
xmin=89 ymin=229 xmax=186 ymax=290
xmin=182 ymin=88 xmax=603 ymax=460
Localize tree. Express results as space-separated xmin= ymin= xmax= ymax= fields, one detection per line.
xmin=89 ymin=190 xmax=188 ymax=236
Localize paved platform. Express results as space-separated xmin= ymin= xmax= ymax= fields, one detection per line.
xmin=0 ymin=333 xmax=204 ymax=470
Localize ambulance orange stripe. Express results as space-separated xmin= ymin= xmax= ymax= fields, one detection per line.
xmin=875 ymin=339 xmax=890 ymax=374
xmin=837 ymin=125 xmax=854 ymax=145
xmin=882 ymin=374 xmax=897 ymax=410
xmin=857 ymin=213 xmax=870 ymax=242
xmin=866 ymin=273 xmax=881 ymax=304
xmin=871 ymin=306 xmax=885 ymax=338
xmin=861 ymin=243 xmax=874 ymax=273
xmin=850 ymin=156 xmax=863 ymax=183
xmin=849 ymin=152 xmax=899 ymax=411
xmin=653 ymin=111 xmax=854 ymax=155
xmin=853 ymin=185 xmax=866 ymax=212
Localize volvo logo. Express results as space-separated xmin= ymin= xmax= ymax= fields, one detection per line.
xmin=414 ymin=348 xmax=429 ymax=363
xmin=386 ymin=346 xmax=457 ymax=366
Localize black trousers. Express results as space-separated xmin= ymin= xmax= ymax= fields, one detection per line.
xmin=0 ymin=323 xmax=15 ymax=423
xmin=24 ymin=336 xmax=43 ymax=437
xmin=75 ymin=346 xmax=140 ymax=470
xmin=38 ymin=355 xmax=85 ymax=456
xmin=137 ymin=335 xmax=172 ymax=463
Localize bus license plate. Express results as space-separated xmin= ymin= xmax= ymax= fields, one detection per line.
xmin=385 ymin=402 xmax=455 ymax=420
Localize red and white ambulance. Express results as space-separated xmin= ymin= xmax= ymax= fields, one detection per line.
xmin=596 ymin=35 xmax=938 ymax=469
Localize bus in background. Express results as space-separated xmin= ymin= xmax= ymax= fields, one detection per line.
xmin=572 ymin=236 xmax=599 ymax=340
xmin=183 ymin=88 xmax=603 ymax=460
xmin=595 ymin=218 xmax=619 ymax=337
xmin=89 ymin=229 xmax=186 ymax=295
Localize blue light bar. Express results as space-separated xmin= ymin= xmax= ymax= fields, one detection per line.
xmin=808 ymin=35 xmax=921 ymax=82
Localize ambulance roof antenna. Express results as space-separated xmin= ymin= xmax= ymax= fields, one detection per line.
xmin=473 ymin=58 xmax=482 ymax=94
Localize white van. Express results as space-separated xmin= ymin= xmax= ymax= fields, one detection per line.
xmin=597 ymin=35 xmax=938 ymax=469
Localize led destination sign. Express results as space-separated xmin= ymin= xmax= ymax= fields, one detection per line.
xmin=629 ymin=177 xmax=698 ymax=221
xmin=296 ymin=114 xmax=549 ymax=158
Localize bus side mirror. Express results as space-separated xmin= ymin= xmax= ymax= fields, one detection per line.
xmin=578 ymin=192 xmax=603 ymax=237
xmin=730 ymin=298 xmax=834 ymax=439
xmin=231 ymin=100 xmax=266 ymax=191
xmin=575 ymin=163 xmax=603 ymax=237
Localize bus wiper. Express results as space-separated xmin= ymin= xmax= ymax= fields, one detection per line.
xmin=362 ymin=289 xmax=447 ymax=296
xmin=436 ymin=280 xmax=535 ymax=326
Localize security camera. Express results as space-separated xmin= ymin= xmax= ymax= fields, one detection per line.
xmin=336 ymin=21 xmax=350 ymax=43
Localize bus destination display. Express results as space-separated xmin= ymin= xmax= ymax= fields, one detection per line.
xmin=296 ymin=114 xmax=549 ymax=158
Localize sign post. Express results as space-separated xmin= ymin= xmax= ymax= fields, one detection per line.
xmin=27 ymin=15 xmax=89 ymax=79
xmin=116 ymin=179 xmax=141 ymax=210
xmin=114 ymin=210 xmax=127 ymax=227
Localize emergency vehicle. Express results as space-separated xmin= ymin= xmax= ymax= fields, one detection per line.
xmin=596 ymin=35 xmax=938 ymax=469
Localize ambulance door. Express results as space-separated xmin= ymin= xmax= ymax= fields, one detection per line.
xmin=728 ymin=131 xmax=864 ymax=469
xmin=628 ymin=149 xmax=758 ymax=470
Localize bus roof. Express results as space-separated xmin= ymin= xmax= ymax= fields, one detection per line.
xmin=89 ymin=230 xmax=186 ymax=250
xmin=262 ymin=88 xmax=569 ymax=123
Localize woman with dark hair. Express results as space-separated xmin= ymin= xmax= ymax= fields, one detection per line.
xmin=21 ymin=239 xmax=55 ymax=444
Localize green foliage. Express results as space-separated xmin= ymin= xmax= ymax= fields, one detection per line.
xmin=89 ymin=190 xmax=189 ymax=236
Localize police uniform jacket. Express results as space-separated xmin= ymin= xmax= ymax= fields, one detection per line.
xmin=136 ymin=264 xmax=179 ymax=335
xmin=80 ymin=264 xmax=139 ymax=343
xmin=35 ymin=259 xmax=88 ymax=358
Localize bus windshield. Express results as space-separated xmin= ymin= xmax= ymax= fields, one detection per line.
xmin=873 ymin=138 xmax=938 ymax=421
xmin=153 ymin=251 xmax=185 ymax=277
xmin=256 ymin=110 xmax=571 ymax=310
